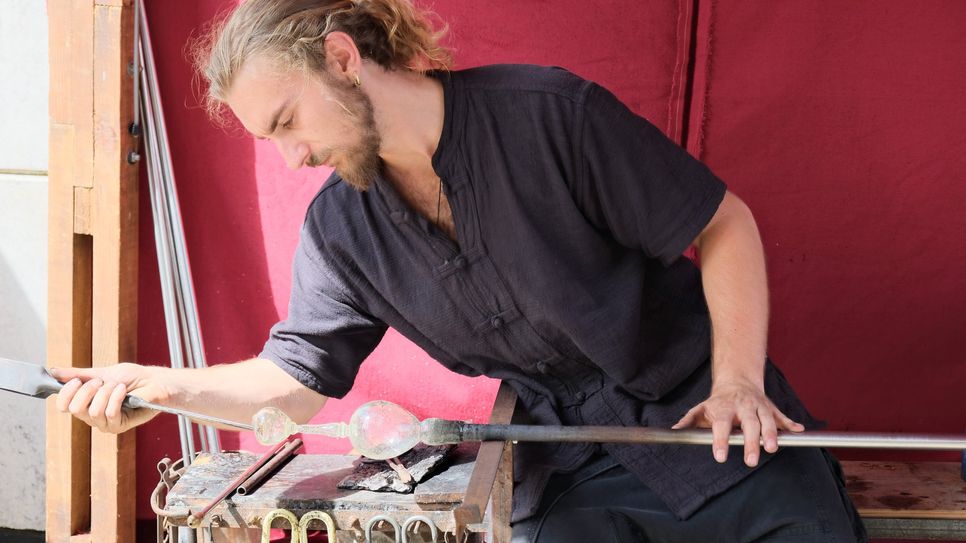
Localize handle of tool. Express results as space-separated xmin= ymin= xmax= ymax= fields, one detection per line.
xmin=42 ymin=368 xmax=252 ymax=431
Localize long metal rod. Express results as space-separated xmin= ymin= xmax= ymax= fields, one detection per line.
xmin=137 ymin=10 xmax=198 ymax=464
xmin=458 ymin=423 xmax=966 ymax=451
xmin=138 ymin=0 xmax=219 ymax=454
xmin=124 ymin=395 xmax=253 ymax=432
xmin=140 ymin=78 xmax=194 ymax=464
xmin=236 ymin=438 xmax=303 ymax=495
xmin=137 ymin=0 xmax=220 ymax=453
xmin=186 ymin=438 xmax=294 ymax=529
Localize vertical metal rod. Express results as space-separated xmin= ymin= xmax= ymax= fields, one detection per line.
xmin=137 ymin=4 xmax=200 ymax=541
xmin=138 ymin=0 xmax=220 ymax=453
xmin=130 ymin=0 xmax=141 ymax=131
xmin=139 ymin=70 xmax=194 ymax=465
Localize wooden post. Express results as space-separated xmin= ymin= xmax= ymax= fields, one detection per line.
xmin=47 ymin=1 xmax=138 ymax=541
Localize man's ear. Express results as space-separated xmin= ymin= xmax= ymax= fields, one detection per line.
xmin=323 ymin=31 xmax=362 ymax=83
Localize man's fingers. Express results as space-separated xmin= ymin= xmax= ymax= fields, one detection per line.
xmin=68 ymin=378 xmax=102 ymax=423
xmin=672 ymin=406 xmax=700 ymax=429
xmin=105 ymin=383 xmax=129 ymax=432
xmin=55 ymin=378 xmax=83 ymax=413
xmin=711 ymin=416 xmax=733 ymax=463
xmin=88 ymin=381 xmax=118 ymax=431
xmin=775 ymin=409 xmax=805 ymax=432
xmin=759 ymin=406 xmax=779 ymax=454
xmin=49 ymin=366 xmax=96 ymax=383
xmin=738 ymin=405 xmax=761 ymax=467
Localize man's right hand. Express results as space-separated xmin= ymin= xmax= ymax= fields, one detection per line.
xmin=51 ymin=363 xmax=170 ymax=434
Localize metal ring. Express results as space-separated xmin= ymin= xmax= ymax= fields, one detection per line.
xmin=401 ymin=515 xmax=439 ymax=543
xmin=261 ymin=509 xmax=300 ymax=543
xmin=298 ymin=510 xmax=337 ymax=541
xmin=365 ymin=515 xmax=402 ymax=543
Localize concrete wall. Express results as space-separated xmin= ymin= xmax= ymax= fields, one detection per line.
xmin=0 ymin=0 xmax=49 ymax=531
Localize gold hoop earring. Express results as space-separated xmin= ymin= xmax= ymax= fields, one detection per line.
xmin=353 ymin=74 xmax=362 ymax=87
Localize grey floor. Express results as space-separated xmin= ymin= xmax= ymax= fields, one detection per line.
xmin=0 ymin=529 xmax=43 ymax=542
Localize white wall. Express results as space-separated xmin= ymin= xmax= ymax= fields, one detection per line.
xmin=0 ymin=0 xmax=50 ymax=531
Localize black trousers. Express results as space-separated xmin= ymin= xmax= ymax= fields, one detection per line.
xmin=511 ymin=447 xmax=868 ymax=543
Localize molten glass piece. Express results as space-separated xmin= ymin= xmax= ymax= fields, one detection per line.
xmin=252 ymin=400 xmax=421 ymax=460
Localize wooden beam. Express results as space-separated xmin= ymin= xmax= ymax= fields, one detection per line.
xmin=489 ymin=441 xmax=514 ymax=543
xmin=89 ymin=2 xmax=138 ymax=542
xmin=48 ymin=1 xmax=138 ymax=541
xmin=456 ymin=383 xmax=518 ymax=532
xmin=46 ymin=0 xmax=95 ymax=539
xmin=74 ymin=187 xmax=93 ymax=235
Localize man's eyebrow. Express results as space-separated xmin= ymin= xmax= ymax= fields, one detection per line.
xmin=261 ymin=97 xmax=293 ymax=138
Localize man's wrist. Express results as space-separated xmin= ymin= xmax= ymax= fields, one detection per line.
xmin=710 ymin=358 xmax=766 ymax=391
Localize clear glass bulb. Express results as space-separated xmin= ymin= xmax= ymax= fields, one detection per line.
xmin=251 ymin=401 xmax=422 ymax=459
xmin=347 ymin=400 xmax=421 ymax=460
xmin=252 ymin=406 xmax=297 ymax=445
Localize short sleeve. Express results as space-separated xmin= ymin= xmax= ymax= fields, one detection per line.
xmin=259 ymin=237 xmax=387 ymax=399
xmin=574 ymin=83 xmax=727 ymax=265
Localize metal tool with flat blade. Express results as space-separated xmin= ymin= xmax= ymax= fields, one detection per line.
xmin=0 ymin=356 xmax=252 ymax=430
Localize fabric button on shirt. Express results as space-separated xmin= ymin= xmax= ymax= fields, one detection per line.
xmin=453 ymin=255 xmax=468 ymax=269
xmin=536 ymin=361 xmax=550 ymax=374
xmin=490 ymin=316 xmax=504 ymax=329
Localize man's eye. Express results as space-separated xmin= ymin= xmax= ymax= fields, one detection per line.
xmin=282 ymin=118 xmax=294 ymax=129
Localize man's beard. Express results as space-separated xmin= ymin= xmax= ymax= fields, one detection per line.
xmin=314 ymin=77 xmax=382 ymax=191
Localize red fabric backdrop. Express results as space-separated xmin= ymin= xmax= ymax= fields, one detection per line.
xmin=134 ymin=2 xmax=966 ymax=537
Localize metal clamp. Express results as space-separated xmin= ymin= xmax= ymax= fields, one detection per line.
xmin=365 ymin=515 xmax=402 ymax=543
xmin=261 ymin=509 xmax=300 ymax=543
xmin=401 ymin=515 xmax=439 ymax=543
xmin=298 ymin=510 xmax=337 ymax=541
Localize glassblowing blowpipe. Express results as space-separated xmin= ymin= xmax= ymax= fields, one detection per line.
xmin=251 ymin=401 xmax=966 ymax=460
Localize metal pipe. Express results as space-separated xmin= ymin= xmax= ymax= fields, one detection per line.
xmin=138 ymin=0 xmax=221 ymax=454
xmin=421 ymin=419 xmax=966 ymax=451
xmin=130 ymin=0 xmax=141 ymax=133
xmin=124 ymin=395 xmax=253 ymax=432
xmin=139 ymin=74 xmax=194 ymax=465
xmin=187 ymin=438 xmax=294 ymax=528
xmin=236 ymin=438 xmax=303 ymax=495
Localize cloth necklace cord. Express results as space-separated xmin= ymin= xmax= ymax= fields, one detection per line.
xmin=436 ymin=177 xmax=442 ymax=228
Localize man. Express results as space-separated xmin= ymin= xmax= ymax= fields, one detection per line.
xmin=54 ymin=0 xmax=866 ymax=541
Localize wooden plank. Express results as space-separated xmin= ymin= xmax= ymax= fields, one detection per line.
xmin=89 ymin=3 xmax=138 ymax=542
xmin=864 ymin=517 xmax=966 ymax=541
xmin=45 ymin=233 xmax=94 ymax=542
xmin=47 ymin=0 xmax=95 ymax=537
xmin=844 ymin=461 xmax=966 ymax=520
xmin=489 ymin=441 xmax=513 ymax=543
xmin=74 ymin=187 xmax=93 ymax=235
xmin=70 ymin=0 xmax=95 ymax=188
xmin=456 ymin=383 xmax=518 ymax=526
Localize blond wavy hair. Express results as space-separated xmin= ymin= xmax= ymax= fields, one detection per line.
xmin=193 ymin=0 xmax=453 ymax=120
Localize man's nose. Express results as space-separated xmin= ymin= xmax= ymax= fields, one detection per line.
xmin=274 ymin=138 xmax=309 ymax=170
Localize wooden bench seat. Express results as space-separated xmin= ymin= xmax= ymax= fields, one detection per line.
xmin=843 ymin=460 xmax=966 ymax=540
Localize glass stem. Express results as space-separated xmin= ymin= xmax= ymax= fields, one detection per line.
xmin=298 ymin=421 xmax=349 ymax=438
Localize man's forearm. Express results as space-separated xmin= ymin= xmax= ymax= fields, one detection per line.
xmin=695 ymin=194 xmax=769 ymax=389
xmin=150 ymin=357 xmax=327 ymax=426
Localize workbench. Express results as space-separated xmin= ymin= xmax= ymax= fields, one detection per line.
xmin=156 ymin=456 xmax=966 ymax=542
xmin=156 ymin=443 xmax=504 ymax=542
xmin=154 ymin=383 xmax=965 ymax=542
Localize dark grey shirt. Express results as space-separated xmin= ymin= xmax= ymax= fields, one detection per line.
xmin=260 ymin=64 xmax=816 ymax=521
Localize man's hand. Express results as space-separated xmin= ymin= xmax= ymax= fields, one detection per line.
xmin=671 ymin=378 xmax=804 ymax=467
xmin=50 ymin=363 xmax=169 ymax=434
